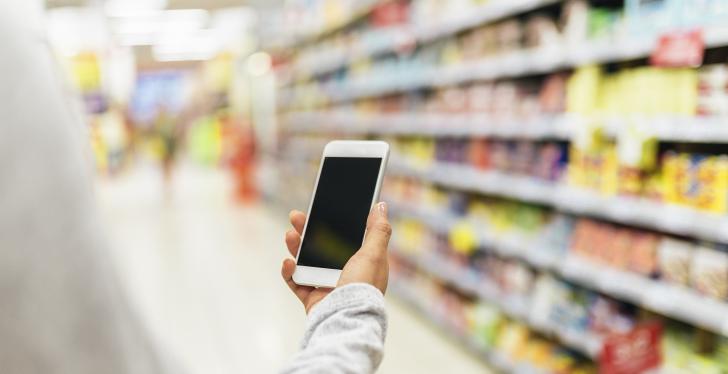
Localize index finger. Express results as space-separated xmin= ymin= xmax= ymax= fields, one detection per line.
xmin=289 ymin=210 xmax=306 ymax=234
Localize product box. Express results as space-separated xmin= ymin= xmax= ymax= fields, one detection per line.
xmin=658 ymin=238 xmax=694 ymax=285
xmin=617 ymin=166 xmax=645 ymax=197
xmin=662 ymin=151 xmax=691 ymax=206
xmin=692 ymin=155 xmax=728 ymax=214
xmin=690 ymin=245 xmax=728 ymax=300
xmin=628 ymin=232 xmax=661 ymax=276
xmin=607 ymin=228 xmax=633 ymax=269
xmin=664 ymin=153 xmax=728 ymax=213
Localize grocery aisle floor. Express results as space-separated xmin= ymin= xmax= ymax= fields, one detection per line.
xmin=96 ymin=163 xmax=490 ymax=374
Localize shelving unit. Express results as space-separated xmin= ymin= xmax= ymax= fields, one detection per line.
xmin=388 ymin=161 xmax=728 ymax=244
xmin=392 ymin=249 xmax=604 ymax=358
xmin=284 ymin=111 xmax=728 ymax=143
xmin=281 ymin=0 xmax=381 ymax=49
xmin=283 ymin=29 xmax=728 ymax=102
xmin=389 ymin=201 xmax=728 ymax=338
xmin=275 ymin=0 xmax=728 ymax=371
xmin=390 ymin=281 xmax=555 ymax=374
xmin=290 ymin=0 xmax=562 ymax=79
xmin=390 ymin=282 xmax=550 ymax=374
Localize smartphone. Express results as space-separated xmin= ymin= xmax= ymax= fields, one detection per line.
xmin=293 ymin=140 xmax=390 ymax=288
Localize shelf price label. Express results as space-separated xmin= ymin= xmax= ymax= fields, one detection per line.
xmin=650 ymin=29 xmax=705 ymax=68
xmin=600 ymin=323 xmax=662 ymax=374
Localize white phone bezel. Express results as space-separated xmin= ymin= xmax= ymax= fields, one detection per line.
xmin=292 ymin=140 xmax=390 ymax=288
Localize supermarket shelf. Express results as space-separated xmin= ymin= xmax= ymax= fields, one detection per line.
xmin=283 ymin=0 xmax=380 ymax=48
xmin=390 ymin=282 xmax=549 ymax=374
xmin=285 ymin=111 xmax=728 ymax=143
xmin=388 ymin=161 xmax=728 ymax=244
xmin=392 ymin=249 xmax=603 ymax=358
xmin=285 ymin=27 xmax=728 ymax=102
xmin=293 ymin=0 xmax=561 ymax=77
xmin=286 ymin=111 xmax=572 ymax=139
xmin=389 ymin=202 xmax=728 ymax=337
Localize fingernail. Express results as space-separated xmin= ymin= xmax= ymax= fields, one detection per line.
xmin=377 ymin=202 xmax=387 ymax=217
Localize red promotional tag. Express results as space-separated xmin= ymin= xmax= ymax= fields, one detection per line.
xmin=650 ymin=29 xmax=704 ymax=67
xmin=600 ymin=323 xmax=662 ymax=374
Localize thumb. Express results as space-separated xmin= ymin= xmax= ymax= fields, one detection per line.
xmin=360 ymin=202 xmax=391 ymax=256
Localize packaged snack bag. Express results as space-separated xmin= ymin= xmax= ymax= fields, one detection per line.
xmin=593 ymin=222 xmax=615 ymax=263
xmin=690 ymin=245 xmax=728 ymax=300
xmin=469 ymin=302 xmax=502 ymax=348
xmin=607 ymin=228 xmax=633 ymax=269
xmin=662 ymin=323 xmax=694 ymax=372
xmin=539 ymin=73 xmax=567 ymax=114
xmin=468 ymin=83 xmax=494 ymax=114
xmin=490 ymin=141 xmax=511 ymax=172
xmin=600 ymin=144 xmax=619 ymax=196
xmin=658 ymin=238 xmax=694 ymax=285
xmin=643 ymin=170 xmax=665 ymax=202
xmin=692 ymin=155 xmax=728 ymax=214
xmin=496 ymin=321 xmax=530 ymax=358
xmin=569 ymin=219 xmax=591 ymax=256
xmin=522 ymin=339 xmax=552 ymax=369
xmin=617 ymin=166 xmax=644 ymax=197
xmin=662 ymin=151 xmax=691 ymax=207
xmin=468 ymin=138 xmax=491 ymax=170
xmin=629 ymin=232 xmax=660 ymax=276
xmin=533 ymin=142 xmax=567 ymax=182
xmin=715 ymin=335 xmax=728 ymax=373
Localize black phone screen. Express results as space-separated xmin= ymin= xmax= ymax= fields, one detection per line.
xmin=297 ymin=156 xmax=383 ymax=270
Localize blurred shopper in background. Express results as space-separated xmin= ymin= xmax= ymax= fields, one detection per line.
xmin=154 ymin=107 xmax=181 ymax=189
xmin=0 ymin=2 xmax=390 ymax=374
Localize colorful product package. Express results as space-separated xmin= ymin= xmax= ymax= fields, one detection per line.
xmin=662 ymin=151 xmax=690 ymax=206
xmin=690 ymin=245 xmax=728 ymax=300
xmin=658 ymin=238 xmax=694 ymax=285
xmin=468 ymin=138 xmax=491 ymax=171
xmin=593 ymin=222 xmax=616 ymax=263
xmin=662 ymin=323 xmax=695 ymax=372
xmin=617 ymin=166 xmax=645 ymax=197
xmin=469 ymin=302 xmax=503 ymax=348
xmin=663 ymin=152 xmax=728 ymax=213
xmin=607 ymin=228 xmax=633 ymax=269
xmin=496 ymin=321 xmax=530 ymax=358
xmin=629 ymin=232 xmax=660 ymax=276
xmin=692 ymin=155 xmax=728 ymax=214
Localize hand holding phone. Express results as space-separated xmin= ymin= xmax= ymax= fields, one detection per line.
xmin=280 ymin=140 xmax=391 ymax=313
xmin=281 ymin=203 xmax=391 ymax=313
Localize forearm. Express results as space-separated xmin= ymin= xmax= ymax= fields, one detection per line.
xmin=281 ymin=284 xmax=387 ymax=374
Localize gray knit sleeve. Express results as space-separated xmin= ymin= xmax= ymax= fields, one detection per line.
xmin=281 ymin=283 xmax=387 ymax=374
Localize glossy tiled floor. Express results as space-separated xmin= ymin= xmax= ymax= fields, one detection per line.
xmin=96 ymin=163 xmax=490 ymax=373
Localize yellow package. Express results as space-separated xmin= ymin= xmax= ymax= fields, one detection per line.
xmin=495 ymin=321 xmax=529 ymax=358
xmin=693 ymin=156 xmax=728 ymax=214
xmin=522 ymin=340 xmax=552 ymax=369
xmin=676 ymin=68 xmax=699 ymax=116
xmin=662 ymin=152 xmax=691 ymax=206
xmin=449 ymin=221 xmax=478 ymax=256
xmin=618 ymin=166 xmax=643 ymax=196
xmin=566 ymin=65 xmax=603 ymax=115
xmin=600 ymin=144 xmax=619 ymax=196
xmin=567 ymin=146 xmax=587 ymax=187
xmin=644 ymin=170 xmax=665 ymax=202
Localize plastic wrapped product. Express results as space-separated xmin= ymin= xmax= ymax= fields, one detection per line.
xmin=690 ymin=245 xmax=728 ymax=300
xmin=658 ymin=238 xmax=694 ymax=286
